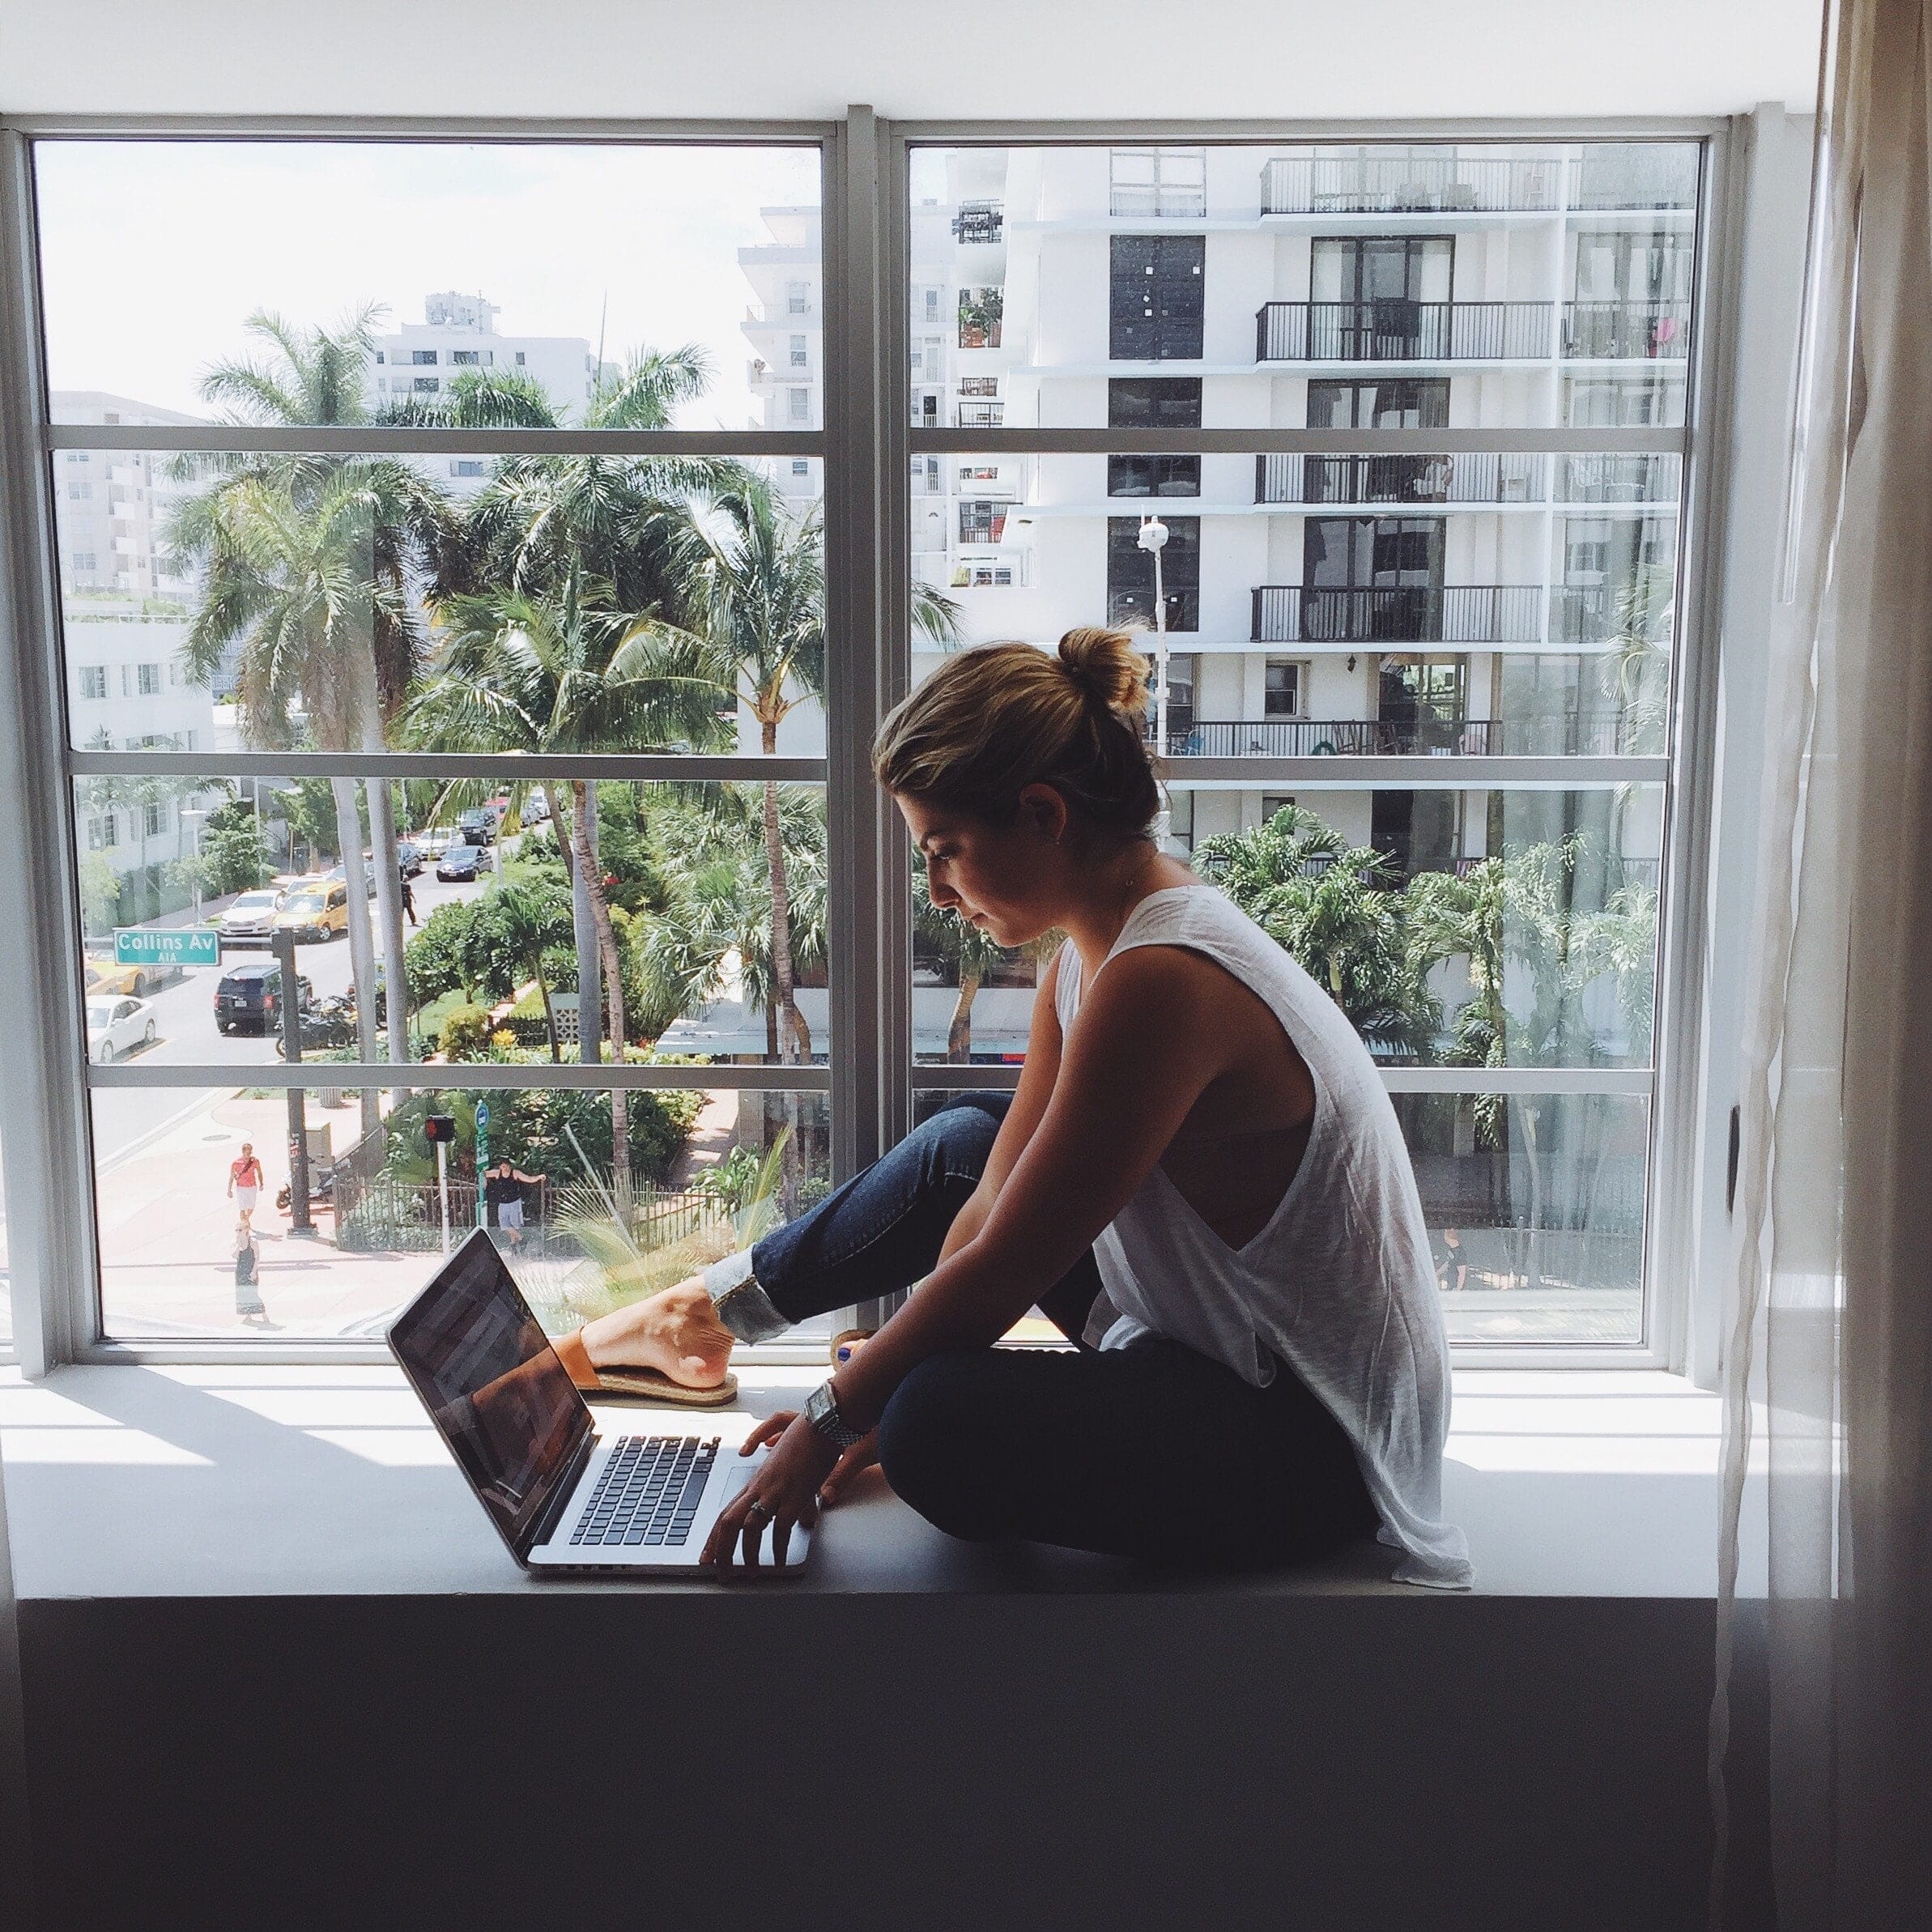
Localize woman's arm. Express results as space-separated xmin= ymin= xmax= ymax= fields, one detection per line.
xmin=929 ymin=948 xmax=1069 ymax=1270
xmin=832 ymin=946 xmax=1226 ymax=1431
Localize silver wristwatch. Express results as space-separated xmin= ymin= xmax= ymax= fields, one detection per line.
xmin=805 ymin=1379 xmax=868 ymax=1451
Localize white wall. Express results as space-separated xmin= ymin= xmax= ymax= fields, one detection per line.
xmin=0 ymin=2 xmax=1819 ymax=120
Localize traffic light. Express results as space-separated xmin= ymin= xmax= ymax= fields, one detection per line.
xmin=423 ymin=1115 xmax=457 ymax=1144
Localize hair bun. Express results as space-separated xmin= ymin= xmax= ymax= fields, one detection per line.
xmin=1057 ymin=627 xmax=1152 ymax=718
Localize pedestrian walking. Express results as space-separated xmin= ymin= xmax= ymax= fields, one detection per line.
xmin=401 ymin=870 xmax=418 ymax=926
xmin=234 ymin=1219 xmax=266 ymax=1322
xmin=228 ymin=1141 xmax=265 ymax=1232
xmin=483 ymin=1157 xmax=541 ymax=1250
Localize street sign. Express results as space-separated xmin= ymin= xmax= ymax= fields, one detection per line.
xmin=114 ymin=927 xmax=218 ymax=968
xmin=474 ymin=1101 xmax=491 ymax=1229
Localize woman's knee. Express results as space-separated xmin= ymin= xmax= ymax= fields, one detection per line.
xmin=908 ymin=1098 xmax=1005 ymax=1186
xmin=876 ymin=1354 xmax=1004 ymax=1540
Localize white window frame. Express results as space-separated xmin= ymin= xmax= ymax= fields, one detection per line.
xmin=0 ymin=109 xmax=1775 ymax=1385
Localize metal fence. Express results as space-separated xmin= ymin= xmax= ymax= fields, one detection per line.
xmin=1260 ymin=155 xmax=1562 ymax=215
xmin=1251 ymin=582 xmax=1543 ymax=645
xmin=1256 ymin=300 xmax=1551 ymax=362
xmin=1147 ymin=711 xmax=1632 ymax=757
xmin=1561 ymin=301 xmax=1692 ymax=360
xmin=1256 ymin=451 xmax=1548 ymax=506
xmin=332 ymin=1172 xmax=729 ymax=1257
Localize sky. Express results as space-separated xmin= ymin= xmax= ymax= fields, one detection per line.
xmin=33 ymin=140 xmax=823 ymax=431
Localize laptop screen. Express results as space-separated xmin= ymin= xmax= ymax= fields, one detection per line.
xmin=389 ymin=1231 xmax=590 ymax=1554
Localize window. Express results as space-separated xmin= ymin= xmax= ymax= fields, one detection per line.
xmin=787 ymin=279 xmax=809 ymax=314
xmin=515 ymin=350 xmax=527 ymax=365
xmin=1261 ymin=794 xmax=1296 ymax=819
xmin=1109 ymin=378 xmax=1202 ymax=496
xmin=451 ymin=460 xmax=486 ymax=478
xmin=1107 ymin=515 xmax=1200 ymax=632
xmin=143 ymin=802 xmax=165 ymax=838
xmin=413 ymin=377 xmax=439 ymax=393
xmin=1264 ymin=661 xmax=1303 ymax=717
xmin=1109 ymin=236 xmax=1205 ymax=360
xmin=791 ymin=459 xmax=811 ymax=478
xmin=137 ymin=663 xmax=162 ymax=696
xmin=68 ymin=480 xmax=91 ymax=500
xmin=789 ymin=334 xmax=808 ymax=368
xmin=1110 ymin=147 xmax=1208 ymax=219
xmin=79 ymin=665 xmax=107 ymax=700
xmin=788 ymin=387 xmax=811 ymax=423
xmin=451 ymin=349 xmax=479 ymax=365
xmin=411 ymin=349 xmax=438 ymax=365
xmin=71 ymin=552 xmax=96 ymax=575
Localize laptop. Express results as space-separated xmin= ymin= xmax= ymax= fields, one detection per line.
xmin=389 ymin=1226 xmax=811 ymax=1576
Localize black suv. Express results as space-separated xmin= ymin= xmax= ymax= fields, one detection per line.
xmin=214 ymin=960 xmax=314 ymax=1036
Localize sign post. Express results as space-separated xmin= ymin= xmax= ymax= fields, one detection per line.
xmin=424 ymin=1115 xmax=457 ymax=1253
xmin=474 ymin=1100 xmax=491 ymax=1231
xmin=272 ymin=928 xmax=313 ymax=1236
xmin=114 ymin=928 xmax=219 ymax=969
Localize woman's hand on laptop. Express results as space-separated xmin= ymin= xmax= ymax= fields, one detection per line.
xmin=703 ymin=1412 xmax=840 ymax=1577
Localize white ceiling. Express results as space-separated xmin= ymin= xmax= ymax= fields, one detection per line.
xmin=1 ymin=0 xmax=1823 ymax=120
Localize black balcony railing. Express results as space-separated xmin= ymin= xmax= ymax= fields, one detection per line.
xmin=1562 ymin=301 xmax=1692 ymax=359
xmin=1252 ymin=583 xmax=1543 ymax=644
xmin=951 ymin=201 xmax=1004 ymax=245
xmin=1257 ymin=300 xmax=1551 ymax=362
xmin=1260 ymin=155 xmax=1562 ymax=215
xmin=1255 ymin=452 xmax=1549 ymax=507
xmin=1570 ymin=149 xmax=1700 ymax=211
xmin=1548 ymin=585 xmax=1675 ymax=645
xmin=955 ymin=401 xmax=1005 ymax=428
xmin=1145 ymin=712 xmax=1633 ymax=757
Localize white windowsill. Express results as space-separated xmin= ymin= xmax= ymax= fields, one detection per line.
xmin=0 ymin=1364 xmax=1765 ymax=1604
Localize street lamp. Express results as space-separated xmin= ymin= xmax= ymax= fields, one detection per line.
xmin=180 ymin=806 xmax=206 ymax=923
xmin=1137 ymin=514 xmax=1172 ymax=846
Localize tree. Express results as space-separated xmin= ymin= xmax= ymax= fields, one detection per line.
xmin=169 ymin=306 xmax=453 ymax=1113
xmin=465 ymin=881 xmax=576 ymax=1062
xmin=1194 ymin=806 xmax=1437 ymax=1059
xmin=405 ymin=566 xmax=735 ymax=1179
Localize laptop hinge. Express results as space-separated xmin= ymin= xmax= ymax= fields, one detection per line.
xmin=525 ymin=1426 xmax=597 ymax=1556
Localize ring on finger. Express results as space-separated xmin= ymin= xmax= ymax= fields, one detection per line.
xmin=745 ymin=1500 xmax=772 ymax=1523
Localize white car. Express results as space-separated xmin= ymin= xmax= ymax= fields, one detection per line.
xmin=87 ymin=995 xmax=156 ymax=1063
xmin=218 ymin=888 xmax=284 ymax=946
xmin=524 ymin=788 xmax=550 ymax=823
xmin=416 ymin=828 xmax=455 ymax=858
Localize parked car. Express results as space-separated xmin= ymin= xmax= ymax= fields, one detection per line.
xmin=436 ymin=844 xmax=483 ymax=882
xmin=397 ymin=840 xmax=425 ymax=877
xmin=416 ymin=828 xmax=455 ymax=859
xmin=457 ymin=809 xmax=496 ymax=847
xmin=523 ymin=788 xmax=550 ymax=824
xmin=214 ymin=960 xmax=313 ymax=1036
xmin=87 ymin=995 xmax=156 ymax=1063
xmin=321 ymin=861 xmax=380 ymax=899
xmin=274 ymin=881 xmax=350 ymax=943
xmin=217 ymin=888 xmax=285 ymax=947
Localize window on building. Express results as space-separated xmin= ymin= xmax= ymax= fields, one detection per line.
xmin=789 ymin=334 xmax=808 ymax=368
xmin=374 ymin=351 xmax=385 ymax=364
xmin=1265 ymin=661 xmax=1304 ymax=717
xmin=414 ymin=377 xmax=440 ymax=393
xmin=136 ymin=663 xmax=162 ymax=695
xmin=1108 ymin=378 xmax=1202 ymax=496
xmin=1107 ymin=515 xmax=1200 ymax=631
xmin=1109 ymin=146 xmax=1208 ymax=218
xmin=788 ymin=387 xmax=811 ymax=423
xmin=515 ymin=350 xmax=527 ymax=365
xmin=411 ymin=349 xmax=438 ymax=365
xmin=450 ymin=460 xmax=485 ymax=478
xmin=787 ymin=279 xmax=809 ymax=314
xmin=451 ymin=349 xmax=479 ymax=365
xmin=791 ymin=459 xmax=811 ymax=478
xmin=72 ymin=552 xmax=96 ymax=576
xmin=143 ymin=802 xmax=165 ymax=837
xmin=79 ymin=665 xmax=107 ymax=700
xmin=68 ymin=480 xmax=91 ymax=500
xmin=98 ymin=813 xmax=118 ymax=849
xmin=1109 ymin=236 xmax=1205 ymax=360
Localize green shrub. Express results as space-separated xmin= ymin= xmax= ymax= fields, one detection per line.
xmin=438 ymin=1003 xmax=493 ymax=1062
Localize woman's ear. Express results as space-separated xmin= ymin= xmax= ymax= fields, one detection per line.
xmin=1016 ymin=782 xmax=1069 ymax=846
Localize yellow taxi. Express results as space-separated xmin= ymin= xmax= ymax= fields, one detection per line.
xmin=273 ymin=879 xmax=350 ymax=943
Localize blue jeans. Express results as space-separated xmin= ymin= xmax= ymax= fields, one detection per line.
xmin=748 ymin=1097 xmax=1379 ymax=1570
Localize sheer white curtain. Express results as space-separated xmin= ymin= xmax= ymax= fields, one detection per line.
xmin=1712 ymin=2 xmax=1932 ymax=1926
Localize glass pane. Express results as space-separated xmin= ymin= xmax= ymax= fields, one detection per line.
xmin=1398 ymin=1090 xmax=1649 ymax=1345
xmin=36 ymin=142 xmax=822 ymax=430
xmin=902 ymin=785 xmax=1663 ymax=1070
xmin=0 ymin=1115 xmax=10 ymax=1353
xmin=909 ymin=141 xmax=1699 ymax=432
xmin=71 ymin=775 xmax=832 ymax=1069
xmin=908 ymin=447 xmax=1679 ymax=716
xmin=91 ymin=1084 xmax=830 ymax=1342
xmin=52 ymin=447 xmax=825 ymax=755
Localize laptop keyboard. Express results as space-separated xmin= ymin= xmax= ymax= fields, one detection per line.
xmin=569 ymin=1435 xmax=719 ymax=1549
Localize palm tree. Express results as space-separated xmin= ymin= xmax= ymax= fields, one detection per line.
xmin=404 ymin=566 xmax=736 ymax=1177
xmin=168 ymin=305 xmax=451 ymax=1105
xmin=1194 ymin=806 xmax=1436 ymax=1059
xmin=473 ymin=880 xmax=577 ymax=1062
xmin=911 ymin=851 xmax=1058 ymax=1060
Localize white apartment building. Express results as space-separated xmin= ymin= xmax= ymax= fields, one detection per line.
xmin=51 ymin=392 xmax=200 ymax=606
xmin=905 ymin=142 xmax=1691 ymax=881
xmin=368 ymin=292 xmax=613 ymax=487
xmin=738 ymin=206 xmax=823 ymax=512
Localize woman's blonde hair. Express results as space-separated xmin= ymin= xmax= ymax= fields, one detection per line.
xmin=872 ymin=628 xmax=1162 ymax=847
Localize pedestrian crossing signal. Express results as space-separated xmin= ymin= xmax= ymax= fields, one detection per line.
xmin=423 ymin=1115 xmax=457 ymax=1144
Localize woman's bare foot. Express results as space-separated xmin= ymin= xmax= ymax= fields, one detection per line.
xmin=580 ymin=1277 xmax=736 ymax=1389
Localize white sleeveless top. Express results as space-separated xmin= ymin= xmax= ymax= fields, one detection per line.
xmin=1054 ymin=883 xmax=1472 ymax=1589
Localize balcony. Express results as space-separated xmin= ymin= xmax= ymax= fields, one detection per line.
xmin=955 ymin=401 xmax=1006 ymax=428
xmin=1257 ymin=300 xmax=1551 ymax=362
xmin=1556 ymin=453 xmax=1683 ymax=502
xmin=1252 ymin=583 xmax=1542 ymax=645
xmin=1256 ymin=453 xmax=1548 ymax=507
xmin=1146 ymin=711 xmax=1633 ymax=758
xmin=1548 ymin=585 xmax=1675 ymax=645
xmin=951 ymin=201 xmax=1004 ymax=245
xmin=1561 ymin=301 xmax=1692 ymax=359
xmin=1569 ymin=148 xmax=1700 ymax=211
xmin=1261 ymin=155 xmax=1561 ymax=215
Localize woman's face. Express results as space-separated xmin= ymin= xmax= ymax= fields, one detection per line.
xmin=896 ymin=789 xmax=1065 ymax=949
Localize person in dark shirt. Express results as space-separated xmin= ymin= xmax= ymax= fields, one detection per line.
xmin=483 ymin=1158 xmax=540 ymax=1249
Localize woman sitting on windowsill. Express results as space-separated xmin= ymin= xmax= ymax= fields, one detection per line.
xmin=551 ymin=627 xmax=1471 ymax=1588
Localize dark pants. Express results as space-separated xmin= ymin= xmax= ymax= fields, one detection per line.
xmin=750 ymin=1098 xmax=1379 ymax=1569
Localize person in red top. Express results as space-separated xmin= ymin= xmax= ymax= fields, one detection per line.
xmin=228 ymin=1142 xmax=265 ymax=1232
